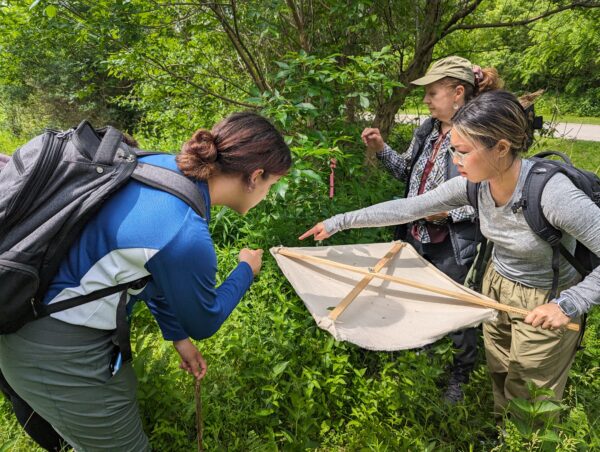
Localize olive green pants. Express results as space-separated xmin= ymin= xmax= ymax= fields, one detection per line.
xmin=0 ymin=317 xmax=151 ymax=452
xmin=481 ymin=265 xmax=580 ymax=416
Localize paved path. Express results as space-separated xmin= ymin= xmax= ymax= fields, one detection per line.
xmin=551 ymin=122 xmax=600 ymax=142
xmin=395 ymin=114 xmax=600 ymax=142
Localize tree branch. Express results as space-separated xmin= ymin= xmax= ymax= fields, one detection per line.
xmin=285 ymin=0 xmax=310 ymax=52
xmin=440 ymin=0 xmax=484 ymax=37
xmin=209 ymin=2 xmax=270 ymax=92
xmin=54 ymin=1 xmax=257 ymax=109
xmin=141 ymin=53 xmax=259 ymax=108
xmin=445 ymin=1 xmax=600 ymax=34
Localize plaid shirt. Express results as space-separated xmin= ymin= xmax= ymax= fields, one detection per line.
xmin=376 ymin=119 xmax=475 ymax=243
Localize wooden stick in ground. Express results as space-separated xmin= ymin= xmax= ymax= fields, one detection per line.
xmin=276 ymin=247 xmax=580 ymax=332
xmin=328 ymin=242 xmax=405 ymax=321
xmin=195 ymin=379 xmax=204 ymax=452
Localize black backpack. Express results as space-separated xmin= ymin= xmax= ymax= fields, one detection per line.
xmin=466 ymin=151 xmax=600 ymax=345
xmin=0 ymin=121 xmax=206 ymax=359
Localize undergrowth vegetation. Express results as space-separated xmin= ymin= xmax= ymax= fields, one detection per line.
xmin=1 ymin=125 xmax=599 ymax=450
xmin=1 ymin=2 xmax=599 ymax=446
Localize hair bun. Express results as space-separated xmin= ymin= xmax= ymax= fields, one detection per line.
xmin=176 ymin=129 xmax=218 ymax=180
xmin=188 ymin=129 xmax=217 ymax=162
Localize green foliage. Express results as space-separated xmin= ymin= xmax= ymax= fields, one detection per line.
xmin=438 ymin=2 xmax=600 ymax=117
xmin=253 ymin=48 xmax=403 ymax=129
xmin=535 ymin=91 xmax=600 ymax=120
xmin=5 ymin=129 xmax=599 ymax=450
xmin=0 ymin=0 xmax=142 ymax=131
xmin=1 ymin=1 xmax=600 ymax=450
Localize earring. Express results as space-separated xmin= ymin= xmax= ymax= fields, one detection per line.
xmin=453 ymin=103 xmax=459 ymax=110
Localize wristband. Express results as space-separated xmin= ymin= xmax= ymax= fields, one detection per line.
xmin=551 ymin=294 xmax=577 ymax=318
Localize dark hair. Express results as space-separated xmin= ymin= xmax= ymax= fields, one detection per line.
xmin=440 ymin=67 xmax=504 ymax=103
xmin=177 ymin=112 xmax=292 ymax=184
xmin=121 ymin=132 xmax=139 ymax=148
xmin=452 ymin=90 xmax=532 ymax=156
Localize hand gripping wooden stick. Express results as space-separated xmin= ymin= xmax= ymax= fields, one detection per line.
xmin=276 ymin=247 xmax=580 ymax=332
xmin=328 ymin=242 xmax=405 ymax=321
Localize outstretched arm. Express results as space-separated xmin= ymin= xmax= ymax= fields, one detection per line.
xmin=300 ymin=176 xmax=470 ymax=240
xmin=146 ymin=215 xmax=255 ymax=340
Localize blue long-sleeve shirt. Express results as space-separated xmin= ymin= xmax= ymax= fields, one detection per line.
xmin=43 ymin=154 xmax=254 ymax=341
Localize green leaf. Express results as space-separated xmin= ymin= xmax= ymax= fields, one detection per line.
xmin=359 ymin=94 xmax=370 ymax=109
xmin=273 ymin=180 xmax=289 ymax=199
xmin=509 ymin=398 xmax=534 ymax=414
xmin=29 ymin=0 xmax=43 ymax=9
xmin=245 ymin=97 xmax=263 ymax=104
xmin=539 ymin=430 xmax=560 ymax=442
xmin=272 ymin=361 xmax=289 ymax=377
xmin=534 ymin=400 xmax=562 ymax=414
xmin=45 ymin=4 xmax=57 ymax=17
xmin=296 ymin=102 xmax=316 ymax=110
xmin=0 ymin=439 xmax=17 ymax=452
xmin=298 ymin=169 xmax=323 ymax=184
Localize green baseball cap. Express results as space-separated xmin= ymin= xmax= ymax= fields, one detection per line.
xmin=411 ymin=56 xmax=475 ymax=86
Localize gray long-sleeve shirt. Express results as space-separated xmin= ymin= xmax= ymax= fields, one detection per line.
xmin=323 ymin=159 xmax=600 ymax=318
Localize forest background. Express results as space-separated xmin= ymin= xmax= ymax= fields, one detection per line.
xmin=1 ymin=1 xmax=599 ymax=450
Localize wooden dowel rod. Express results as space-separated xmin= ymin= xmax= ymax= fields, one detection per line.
xmin=276 ymin=247 xmax=580 ymax=332
xmin=328 ymin=242 xmax=405 ymax=321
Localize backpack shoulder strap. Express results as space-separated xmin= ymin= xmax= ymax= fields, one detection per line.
xmin=132 ymin=162 xmax=206 ymax=219
xmin=515 ymin=159 xmax=567 ymax=300
xmin=466 ymin=180 xmax=480 ymax=212
xmin=530 ymin=150 xmax=572 ymax=165
xmin=515 ymin=160 xmax=564 ymax=246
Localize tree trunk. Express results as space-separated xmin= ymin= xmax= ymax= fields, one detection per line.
xmin=373 ymin=86 xmax=413 ymax=139
xmin=373 ymin=0 xmax=441 ymax=139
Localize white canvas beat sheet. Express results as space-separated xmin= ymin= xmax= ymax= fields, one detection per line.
xmin=271 ymin=242 xmax=497 ymax=351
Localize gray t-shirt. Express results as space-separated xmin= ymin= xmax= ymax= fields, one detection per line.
xmin=323 ymin=159 xmax=600 ymax=317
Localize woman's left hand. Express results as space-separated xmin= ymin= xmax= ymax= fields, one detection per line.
xmin=299 ymin=222 xmax=332 ymax=241
xmin=524 ymin=303 xmax=571 ymax=330
xmin=173 ymin=338 xmax=207 ymax=380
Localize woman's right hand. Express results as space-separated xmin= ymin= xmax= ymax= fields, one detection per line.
xmin=298 ymin=222 xmax=332 ymax=241
xmin=239 ymin=248 xmax=263 ymax=276
xmin=361 ymin=128 xmax=384 ymax=153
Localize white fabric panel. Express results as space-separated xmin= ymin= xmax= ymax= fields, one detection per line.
xmin=49 ymin=248 xmax=158 ymax=329
xmin=271 ymin=242 xmax=497 ymax=351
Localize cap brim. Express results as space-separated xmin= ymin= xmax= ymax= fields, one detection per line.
xmin=410 ymin=74 xmax=446 ymax=86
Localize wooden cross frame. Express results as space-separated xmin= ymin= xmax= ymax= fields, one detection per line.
xmin=327 ymin=242 xmax=405 ymax=321
xmin=276 ymin=244 xmax=580 ymax=332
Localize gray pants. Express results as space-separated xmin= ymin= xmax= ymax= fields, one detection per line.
xmin=0 ymin=317 xmax=150 ymax=451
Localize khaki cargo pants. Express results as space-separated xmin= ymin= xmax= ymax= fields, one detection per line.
xmin=481 ymin=265 xmax=581 ymax=416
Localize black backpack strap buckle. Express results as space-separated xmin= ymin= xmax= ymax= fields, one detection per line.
xmin=511 ymin=198 xmax=527 ymax=214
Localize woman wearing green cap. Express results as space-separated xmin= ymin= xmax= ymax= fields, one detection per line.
xmin=361 ymin=56 xmax=503 ymax=402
